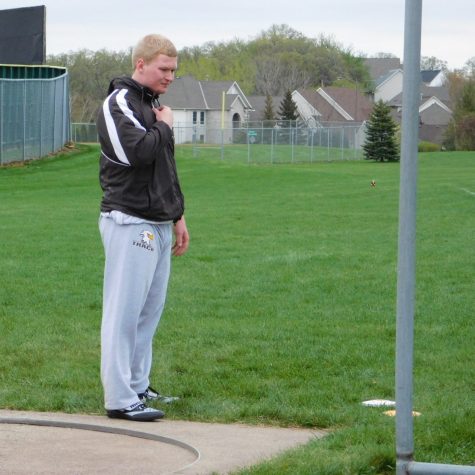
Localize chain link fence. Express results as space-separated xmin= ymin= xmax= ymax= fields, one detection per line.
xmin=0 ymin=66 xmax=70 ymax=165
xmin=71 ymin=122 xmax=366 ymax=164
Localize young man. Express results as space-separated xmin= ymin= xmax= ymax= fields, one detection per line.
xmin=96 ymin=34 xmax=189 ymax=421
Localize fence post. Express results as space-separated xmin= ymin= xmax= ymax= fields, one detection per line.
xmin=291 ymin=127 xmax=295 ymax=163
xmin=40 ymin=81 xmax=44 ymax=157
xmin=22 ymin=81 xmax=27 ymax=161
xmin=247 ymin=127 xmax=251 ymax=164
xmin=192 ymin=126 xmax=197 ymax=158
xmin=310 ymin=128 xmax=314 ymax=163
xmin=271 ymin=127 xmax=274 ymax=164
xmin=51 ymin=79 xmax=57 ymax=152
xmin=0 ymin=82 xmax=3 ymax=165
xmin=340 ymin=126 xmax=344 ymax=160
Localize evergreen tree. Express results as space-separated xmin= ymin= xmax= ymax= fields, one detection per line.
xmin=363 ymin=100 xmax=399 ymax=162
xmin=278 ymin=90 xmax=299 ymax=121
xmin=262 ymin=93 xmax=275 ymax=121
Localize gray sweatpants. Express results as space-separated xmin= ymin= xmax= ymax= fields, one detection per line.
xmin=99 ymin=215 xmax=172 ymax=410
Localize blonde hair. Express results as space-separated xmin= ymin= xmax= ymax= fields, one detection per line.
xmin=132 ymin=34 xmax=177 ymax=67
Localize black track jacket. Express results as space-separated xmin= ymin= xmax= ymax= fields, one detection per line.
xmin=97 ymin=76 xmax=184 ymax=222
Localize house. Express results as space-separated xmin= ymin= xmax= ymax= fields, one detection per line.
xmin=388 ymin=84 xmax=453 ymax=144
xmin=373 ymin=69 xmax=404 ymax=103
xmin=290 ymin=89 xmax=321 ymax=126
xmin=364 ymin=57 xmax=403 ymax=84
xmin=160 ymin=64 xmax=451 ymax=146
xmin=291 ymin=87 xmax=372 ymax=150
xmin=292 ymin=87 xmax=373 ymax=125
xmin=364 ymin=57 xmax=403 ymax=101
xmin=161 ymin=75 xmax=253 ymax=144
xmin=365 ymin=58 xmax=452 ymax=144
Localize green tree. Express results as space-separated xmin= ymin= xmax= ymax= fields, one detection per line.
xmin=262 ymin=93 xmax=275 ymax=121
xmin=178 ymin=40 xmax=255 ymax=92
xmin=363 ymin=100 xmax=399 ymax=162
xmin=48 ymin=49 xmax=131 ymax=122
xmin=278 ymin=90 xmax=298 ymax=121
xmin=178 ymin=24 xmax=371 ymax=95
xmin=47 ymin=25 xmax=373 ymax=122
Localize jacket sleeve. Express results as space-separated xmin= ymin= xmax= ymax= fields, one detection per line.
xmin=101 ymin=88 xmax=173 ymax=167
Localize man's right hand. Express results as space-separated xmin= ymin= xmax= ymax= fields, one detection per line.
xmin=153 ymin=105 xmax=173 ymax=128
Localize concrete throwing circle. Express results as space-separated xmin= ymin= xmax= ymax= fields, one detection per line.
xmin=0 ymin=418 xmax=200 ymax=474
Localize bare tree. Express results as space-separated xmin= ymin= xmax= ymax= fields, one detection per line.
xmin=463 ymin=57 xmax=475 ymax=78
xmin=420 ymin=55 xmax=448 ymax=72
xmin=280 ymin=64 xmax=312 ymax=93
xmin=254 ymin=56 xmax=283 ymax=95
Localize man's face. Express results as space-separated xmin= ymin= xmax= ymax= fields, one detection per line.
xmin=134 ymin=54 xmax=177 ymax=94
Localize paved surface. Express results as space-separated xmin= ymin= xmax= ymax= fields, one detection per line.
xmin=0 ymin=410 xmax=327 ymax=474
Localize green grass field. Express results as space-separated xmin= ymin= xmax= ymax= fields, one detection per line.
xmin=1 ymin=145 xmax=474 ymax=474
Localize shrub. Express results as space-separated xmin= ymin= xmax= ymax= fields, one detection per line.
xmin=418 ymin=141 xmax=440 ymax=152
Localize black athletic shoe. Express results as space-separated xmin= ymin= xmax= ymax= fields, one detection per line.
xmin=138 ymin=386 xmax=180 ymax=404
xmin=106 ymin=402 xmax=165 ymax=421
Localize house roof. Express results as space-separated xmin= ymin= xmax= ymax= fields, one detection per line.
xmin=421 ymin=84 xmax=450 ymax=102
xmin=421 ymin=70 xmax=442 ymax=84
xmin=161 ymin=75 xmax=252 ymax=111
xmin=200 ymin=80 xmax=235 ymax=109
xmin=247 ymin=95 xmax=284 ymax=121
xmin=298 ymin=86 xmax=373 ymax=122
xmin=388 ymin=84 xmax=451 ymax=108
xmin=364 ymin=57 xmax=402 ymax=81
xmin=374 ymin=69 xmax=402 ymax=88
xmin=161 ymin=75 xmax=206 ymax=109
xmin=419 ymin=96 xmax=452 ymax=114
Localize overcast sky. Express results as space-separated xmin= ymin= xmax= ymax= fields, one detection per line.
xmin=2 ymin=0 xmax=474 ymax=70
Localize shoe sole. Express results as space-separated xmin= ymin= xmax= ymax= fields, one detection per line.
xmin=106 ymin=410 xmax=165 ymax=421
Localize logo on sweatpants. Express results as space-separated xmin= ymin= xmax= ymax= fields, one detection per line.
xmin=133 ymin=230 xmax=155 ymax=251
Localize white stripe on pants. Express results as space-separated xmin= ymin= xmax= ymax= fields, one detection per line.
xmin=99 ymin=216 xmax=172 ymax=410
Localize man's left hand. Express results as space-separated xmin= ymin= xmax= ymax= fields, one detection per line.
xmin=172 ymin=216 xmax=189 ymax=256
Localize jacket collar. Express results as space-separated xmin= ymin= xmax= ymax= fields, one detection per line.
xmin=108 ymin=76 xmax=159 ymax=102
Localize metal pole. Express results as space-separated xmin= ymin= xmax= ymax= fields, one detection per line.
xmin=221 ymin=128 xmax=224 ymax=160
xmin=408 ymin=462 xmax=475 ymax=475
xmin=396 ymin=0 xmax=423 ymax=473
xmin=395 ymin=4 xmax=475 ymax=472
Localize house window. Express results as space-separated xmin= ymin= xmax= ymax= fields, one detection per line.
xmin=192 ymin=111 xmax=204 ymax=125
